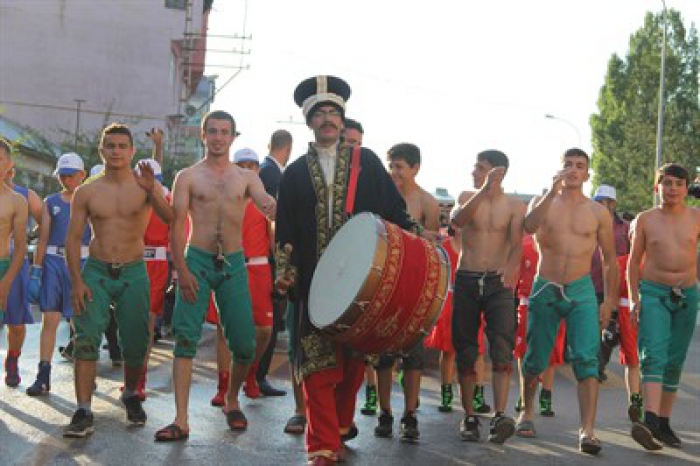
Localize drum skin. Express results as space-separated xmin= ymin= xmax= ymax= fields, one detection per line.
xmin=310 ymin=213 xmax=449 ymax=354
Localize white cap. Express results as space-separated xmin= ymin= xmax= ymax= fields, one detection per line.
xmin=137 ymin=158 xmax=162 ymax=176
xmin=89 ymin=164 xmax=105 ymax=177
xmin=593 ymin=184 xmax=616 ymax=201
xmin=233 ymin=148 xmax=259 ymax=164
xmin=54 ymin=153 xmax=84 ymax=176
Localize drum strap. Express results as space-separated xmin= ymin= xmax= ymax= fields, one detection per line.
xmin=345 ymin=146 xmax=362 ymax=215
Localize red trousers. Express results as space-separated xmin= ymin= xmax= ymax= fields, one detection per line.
xmin=302 ymin=346 xmax=365 ymax=459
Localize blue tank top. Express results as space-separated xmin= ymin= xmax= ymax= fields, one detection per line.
xmin=46 ymin=193 xmax=91 ymax=247
xmin=10 ymin=185 xmax=30 ymax=250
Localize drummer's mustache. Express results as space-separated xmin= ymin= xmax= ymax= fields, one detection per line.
xmin=321 ymin=122 xmax=338 ymax=130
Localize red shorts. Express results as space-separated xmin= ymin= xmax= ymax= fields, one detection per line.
xmin=205 ymin=263 xmax=273 ymax=327
xmin=514 ymin=300 xmax=566 ymax=365
xmin=424 ymin=293 xmax=485 ymax=355
xmin=617 ymin=304 xmax=639 ymax=366
xmin=146 ymin=260 xmax=169 ymax=316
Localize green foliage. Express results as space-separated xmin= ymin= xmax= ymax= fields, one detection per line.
xmin=591 ymin=9 xmax=700 ymax=215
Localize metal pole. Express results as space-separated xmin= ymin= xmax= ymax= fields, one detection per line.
xmin=74 ymin=99 xmax=85 ymax=152
xmin=544 ymin=114 xmax=582 ymax=147
xmin=654 ymin=1 xmax=668 ymax=207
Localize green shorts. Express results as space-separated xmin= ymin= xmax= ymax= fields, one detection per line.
xmin=638 ymin=280 xmax=699 ymax=392
xmin=172 ymin=246 xmax=255 ymax=363
xmin=73 ymin=258 xmax=150 ymax=367
xmin=523 ymin=275 xmax=599 ymax=381
xmin=0 ymin=258 xmax=9 ymax=322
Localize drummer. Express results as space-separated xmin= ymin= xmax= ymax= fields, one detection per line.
xmin=274 ymin=75 xmax=427 ymax=465
xmin=450 ymin=150 xmax=525 ymax=444
xmin=373 ymin=142 xmax=440 ymax=442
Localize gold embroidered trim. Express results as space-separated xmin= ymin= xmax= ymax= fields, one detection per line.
xmin=296 ymin=331 xmax=337 ymax=380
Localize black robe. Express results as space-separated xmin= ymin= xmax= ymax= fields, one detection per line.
xmin=275 ymin=143 xmax=418 ymax=379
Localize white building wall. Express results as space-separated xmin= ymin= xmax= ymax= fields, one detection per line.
xmin=0 ymin=0 xmax=204 ymax=145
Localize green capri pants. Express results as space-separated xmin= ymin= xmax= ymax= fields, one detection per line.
xmin=172 ymin=246 xmax=255 ymax=363
xmin=523 ymin=275 xmax=599 ymax=381
xmin=0 ymin=258 xmax=9 ymax=321
xmin=638 ymin=280 xmax=698 ymax=392
xmin=73 ymin=258 xmax=150 ymax=367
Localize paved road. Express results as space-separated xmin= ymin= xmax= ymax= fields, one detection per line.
xmin=1 ymin=314 xmax=699 ymax=465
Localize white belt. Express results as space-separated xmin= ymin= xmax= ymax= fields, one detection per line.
xmin=619 ymin=297 xmax=630 ymax=307
xmin=246 ymin=256 xmax=268 ymax=266
xmin=519 ymin=297 xmax=529 ymax=305
xmin=47 ymin=245 xmax=89 ymax=259
xmin=143 ymin=246 xmax=168 ymax=261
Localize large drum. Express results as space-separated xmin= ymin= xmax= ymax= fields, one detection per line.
xmin=309 ymin=213 xmax=449 ymax=354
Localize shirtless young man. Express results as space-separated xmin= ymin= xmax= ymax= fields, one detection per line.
xmin=64 ymin=123 xmax=172 ymax=437
xmin=450 ymin=150 xmax=524 ymax=444
xmin=155 ymin=111 xmax=275 ymax=441
xmin=0 ymin=139 xmax=29 ymax=353
xmin=374 ymin=142 xmax=440 ymax=441
xmin=517 ymin=148 xmax=617 ymax=455
xmin=628 ymin=163 xmax=699 ymax=451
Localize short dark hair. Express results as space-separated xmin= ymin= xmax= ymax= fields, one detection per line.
xmin=655 ymin=162 xmax=690 ymax=186
xmin=344 ymin=118 xmax=364 ymax=134
xmin=387 ymin=143 xmax=421 ymax=167
xmin=270 ymin=129 xmax=292 ymax=150
xmin=0 ymin=138 xmax=11 ymax=156
xmin=100 ymin=123 xmax=133 ymax=147
xmin=202 ymin=110 xmax=237 ymax=134
xmin=477 ymin=149 xmax=509 ymax=171
xmin=562 ymin=147 xmax=589 ymax=167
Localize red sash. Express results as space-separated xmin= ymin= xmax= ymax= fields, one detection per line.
xmin=345 ymin=146 xmax=361 ymax=215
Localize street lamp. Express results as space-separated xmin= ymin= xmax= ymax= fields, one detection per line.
xmin=545 ymin=114 xmax=582 ymax=147
xmin=654 ymin=0 xmax=668 ymax=206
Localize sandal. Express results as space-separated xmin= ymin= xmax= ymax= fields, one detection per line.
xmin=579 ymin=431 xmax=602 ymax=455
xmin=284 ymin=414 xmax=307 ymax=435
xmin=154 ymin=423 xmax=190 ymax=442
xmin=515 ymin=419 xmax=537 ymax=438
xmin=225 ymin=409 xmax=248 ymax=431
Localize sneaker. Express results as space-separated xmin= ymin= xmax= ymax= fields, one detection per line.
xmin=631 ymin=421 xmax=663 ymax=451
xmin=657 ymin=421 xmax=682 ymax=448
xmin=374 ymin=411 xmax=393 ymax=438
xmin=64 ymin=409 xmax=95 ymax=438
xmin=361 ymin=385 xmax=378 ymax=416
xmin=4 ymin=354 xmax=21 ymax=387
xmin=628 ymin=394 xmax=643 ymax=424
xmin=539 ymin=389 xmax=554 ymax=417
xmin=399 ymin=412 xmax=420 ymax=442
xmin=26 ymin=363 xmax=51 ymax=396
xmin=438 ymin=384 xmax=453 ymax=413
xmin=121 ymin=395 xmax=147 ymax=425
xmin=488 ymin=414 xmax=515 ymax=444
xmin=460 ymin=415 xmax=481 ymax=442
xmin=473 ymin=385 xmax=491 ymax=414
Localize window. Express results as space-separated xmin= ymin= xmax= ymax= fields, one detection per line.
xmin=165 ymin=0 xmax=186 ymax=10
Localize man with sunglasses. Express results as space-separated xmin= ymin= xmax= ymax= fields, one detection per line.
xmin=628 ymin=163 xmax=699 ymax=451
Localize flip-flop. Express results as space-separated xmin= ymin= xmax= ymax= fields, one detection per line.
xmin=515 ymin=419 xmax=537 ymax=438
xmin=154 ymin=423 xmax=190 ymax=442
xmin=284 ymin=414 xmax=307 ymax=434
xmin=579 ymin=432 xmax=602 ymax=455
xmin=226 ymin=409 xmax=248 ymax=431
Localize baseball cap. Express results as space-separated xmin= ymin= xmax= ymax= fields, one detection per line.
xmin=233 ymin=148 xmax=259 ymax=164
xmin=54 ymin=153 xmax=85 ymax=176
xmin=593 ymin=184 xmax=616 ymax=201
xmin=89 ymin=164 xmax=104 ymax=177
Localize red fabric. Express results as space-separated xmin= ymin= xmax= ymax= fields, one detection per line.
xmin=514 ymin=303 xmax=566 ymax=365
xmin=345 ymin=146 xmax=361 ymax=215
xmin=424 ymin=237 xmax=459 ymax=352
xmin=518 ymin=234 xmax=538 ymax=299
xmin=616 ymin=254 xmax=639 ymax=366
xmin=144 ymin=194 xmax=171 ymax=247
xmin=205 ymin=264 xmax=273 ymax=327
xmin=146 ymin=261 xmax=169 ymax=316
xmin=242 ymin=201 xmax=270 ymax=258
xmin=205 ymin=294 xmax=218 ymax=324
xmin=303 ymin=348 xmax=365 ymax=456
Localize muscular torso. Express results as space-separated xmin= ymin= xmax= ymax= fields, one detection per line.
xmin=0 ymin=189 xmax=24 ymax=258
xmin=402 ymin=186 xmax=439 ymax=230
xmin=639 ymin=208 xmax=700 ymax=287
xmin=535 ymin=196 xmax=601 ymax=283
xmin=84 ymin=178 xmax=151 ymax=263
xmin=458 ymin=193 xmax=517 ymax=271
xmin=185 ymin=163 xmax=250 ymax=254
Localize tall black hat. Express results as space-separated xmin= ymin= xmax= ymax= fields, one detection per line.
xmin=294 ymin=76 xmax=351 ymax=120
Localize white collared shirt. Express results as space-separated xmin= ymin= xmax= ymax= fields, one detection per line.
xmin=267 ymin=155 xmax=285 ymax=173
xmin=313 ymin=143 xmax=338 ymax=228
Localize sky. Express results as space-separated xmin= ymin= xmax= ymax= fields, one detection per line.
xmin=204 ymin=0 xmax=700 ymax=200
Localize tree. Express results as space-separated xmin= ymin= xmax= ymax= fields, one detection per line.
xmin=591 ymin=9 xmax=700 ymax=214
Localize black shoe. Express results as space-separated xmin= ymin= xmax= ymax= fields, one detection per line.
xmin=631 ymin=421 xmax=663 ymax=451
xmin=340 ymin=424 xmax=359 ymax=442
xmin=460 ymin=415 xmax=481 ymax=442
xmin=64 ymin=409 xmax=95 ymax=438
xmin=656 ymin=422 xmax=682 ymax=448
xmin=26 ymin=363 xmax=51 ymax=396
xmin=59 ymin=342 xmax=74 ymax=363
xmin=488 ymin=414 xmax=515 ymax=444
xmin=258 ymin=379 xmax=286 ymax=397
xmin=374 ymin=411 xmax=393 ymax=438
xmin=400 ymin=412 xmax=420 ymax=442
xmin=122 ymin=395 xmax=147 ymax=425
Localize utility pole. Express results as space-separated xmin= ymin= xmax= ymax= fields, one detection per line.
xmin=74 ymin=99 xmax=85 ymax=152
xmin=654 ymin=1 xmax=668 ymax=207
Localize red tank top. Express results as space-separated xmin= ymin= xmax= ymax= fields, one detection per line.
xmin=518 ymin=234 xmax=539 ymax=298
xmin=242 ymin=201 xmax=269 ymax=258
xmin=143 ymin=194 xmax=171 ymax=247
